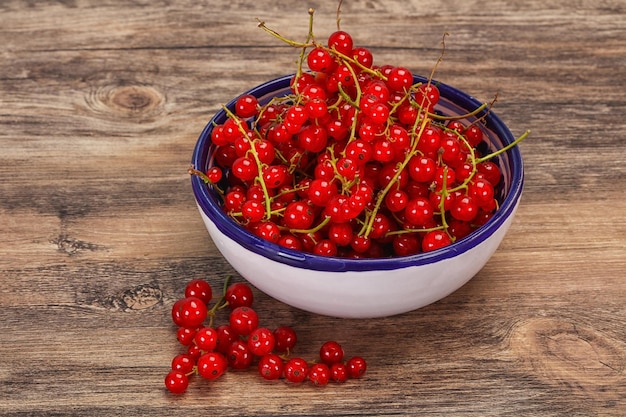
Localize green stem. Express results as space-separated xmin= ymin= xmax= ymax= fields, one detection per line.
xmin=257 ymin=19 xmax=314 ymax=49
xmin=222 ymin=105 xmax=273 ymax=220
xmin=188 ymin=166 xmax=224 ymax=195
xmin=427 ymin=102 xmax=489 ymax=121
xmin=476 ymin=129 xmax=530 ymax=164
xmin=286 ymin=215 xmax=331 ymax=235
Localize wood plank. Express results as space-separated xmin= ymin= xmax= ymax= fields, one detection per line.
xmin=1 ymin=0 xmax=625 ymax=415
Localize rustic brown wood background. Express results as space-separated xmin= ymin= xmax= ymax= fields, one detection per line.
xmin=1 ymin=0 xmax=625 ymax=415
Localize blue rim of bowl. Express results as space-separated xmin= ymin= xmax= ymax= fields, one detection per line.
xmin=191 ymin=74 xmax=524 ymax=272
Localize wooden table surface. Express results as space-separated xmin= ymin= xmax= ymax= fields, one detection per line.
xmin=1 ymin=1 xmax=625 ymax=415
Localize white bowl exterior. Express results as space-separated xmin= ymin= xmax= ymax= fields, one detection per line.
xmin=198 ymin=201 xmax=519 ymax=318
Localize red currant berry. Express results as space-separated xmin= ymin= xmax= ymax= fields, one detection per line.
xmin=258 ymin=353 xmax=285 ymax=381
xmin=429 ymin=190 xmax=456 ymax=212
xmin=235 ymin=94 xmax=259 ymax=118
xmin=327 ymin=30 xmax=353 ymax=55
xmin=225 ymin=282 xmax=254 ymax=309
xmin=330 ymin=362 xmax=349 ymax=383
xmin=384 ymin=189 xmax=409 ymax=213
xmin=451 ymin=194 xmax=479 ymax=222
xmin=308 ymin=178 xmax=339 ymax=207
xmin=164 ymin=370 xmax=189 ymax=394
xmin=334 ymin=63 xmax=356 ymax=87
xmin=350 ymin=234 xmax=371 ymax=254
xmin=231 ymin=156 xmax=258 ymax=181
xmin=197 ymin=351 xmax=228 ymax=380
xmin=408 ymin=156 xmax=436 ymax=183
xmin=344 ymin=139 xmax=372 ymax=165
xmin=308 ymin=363 xmax=331 ymax=386
xmin=171 ymin=297 xmax=207 ymax=328
xmin=474 ymin=208 xmax=495 ymax=226
xmin=397 ymin=102 xmax=418 ymax=125
xmin=417 ymin=125 xmax=442 ymax=154
xmin=448 ymin=218 xmax=473 ymax=241
xmin=267 ymin=123 xmax=291 ymax=144
xmin=368 ymin=102 xmax=390 ymax=125
xmin=392 ymin=234 xmax=421 ymax=256
xmin=372 ymin=138 xmax=395 ymax=162
xmin=369 ymin=213 xmax=395 ymax=240
xmin=184 ymin=279 xmax=213 ymax=304
xmin=176 ymin=327 xmax=198 ymax=346
xmin=477 ymin=161 xmax=502 ymax=186
xmin=346 ymin=356 xmax=367 ymax=379
xmin=283 ymin=200 xmax=316 ymax=230
xmin=241 ymin=199 xmax=266 ymax=223
xmin=297 ymin=124 xmax=328 ymax=153
xmin=284 ymin=357 xmax=309 ymax=383
xmin=404 ymin=197 xmax=434 ymax=227
xmin=227 ymin=340 xmax=254 ymax=370
xmin=171 ymin=353 xmax=195 ymax=374
xmin=440 ymin=136 xmax=462 ymax=165
xmin=286 ymin=104 xmax=309 ymax=127
xmin=319 ymin=341 xmax=344 ymax=365
xmin=290 ymin=72 xmax=316 ymax=94
xmin=433 ymin=166 xmax=457 ymax=190
xmin=206 ymin=166 xmax=223 ymax=184
xmin=222 ymin=117 xmax=243 ymax=142
xmin=262 ymin=164 xmax=290 ymax=189
xmin=464 ymin=124 xmax=484 ymax=147
xmin=415 ymin=83 xmax=440 ymax=110
xmin=336 ymin=157 xmax=358 ymax=180
xmin=215 ymin=324 xmax=238 ymax=354
xmin=194 ymin=327 xmax=218 ymax=352
xmin=313 ymin=239 xmax=338 ymax=257
xmin=422 ymin=230 xmax=452 ymax=252
xmin=328 ymin=222 xmax=354 ymax=247
xmin=378 ymin=162 xmax=408 ymax=189
xmin=305 ymin=98 xmax=328 ymax=119
xmin=277 ymin=233 xmax=304 ymax=251
xmin=224 ymin=189 xmax=246 ymax=212
xmin=388 ymin=124 xmax=410 ymax=154
xmin=214 ymin=143 xmax=238 ymax=167
xmin=229 ymin=306 xmax=259 ymax=336
xmin=447 ymin=120 xmax=465 ymax=133
xmin=273 ymin=326 xmax=297 ymax=353
xmin=455 ymin=161 xmax=474 ymax=183
xmin=211 ymin=125 xmax=228 ymax=146
xmin=186 ymin=344 xmax=202 ymax=361
xmin=324 ymin=117 xmax=348 ymax=141
xmin=352 ymin=46 xmax=373 ymax=69
xmin=386 ymin=66 xmax=413 ymax=92
xmin=247 ymin=327 xmax=275 ymax=357
xmin=307 ymin=47 xmax=336 ymax=73
xmin=468 ymin=178 xmax=495 ymax=207
xmin=301 ymin=83 xmax=327 ymax=101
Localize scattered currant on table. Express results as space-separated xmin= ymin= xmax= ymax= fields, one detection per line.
xmin=164 ymin=277 xmax=367 ymax=394
xmin=189 ymin=9 xmax=529 ymax=259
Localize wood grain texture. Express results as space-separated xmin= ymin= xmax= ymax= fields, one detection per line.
xmin=1 ymin=0 xmax=625 ymax=416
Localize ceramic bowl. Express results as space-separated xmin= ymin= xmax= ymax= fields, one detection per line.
xmin=191 ymin=74 xmax=524 ymax=318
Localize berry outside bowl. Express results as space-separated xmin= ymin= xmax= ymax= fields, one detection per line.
xmin=191 ymin=74 xmax=524 ymax=319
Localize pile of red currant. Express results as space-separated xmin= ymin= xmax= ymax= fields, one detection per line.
xmin=190 ymin=10 xmax=527 ymax=258
xmin=164 ymin=278 xmax=366 ymax=394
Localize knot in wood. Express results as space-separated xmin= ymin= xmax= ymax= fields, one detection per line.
xmin=109 ymin=85 xmax=162 ymax=113
xmin=508 ymin=316 xmax=625 ymax=399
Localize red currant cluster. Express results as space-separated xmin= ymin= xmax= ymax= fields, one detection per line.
xmin=164 ymin=278 xmax=366 ymax=394
xmin=190 ymin=12 xmax=527 ymax=258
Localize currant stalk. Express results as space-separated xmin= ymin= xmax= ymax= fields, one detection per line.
xmin=222 ymin=105 xmax=274 ymax=220
xmin=359 ymin=98 xmax=432 ymax=237
xmin=476 ymin=130 xmax=531 ymax=164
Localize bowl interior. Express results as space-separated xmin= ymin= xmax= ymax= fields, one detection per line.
xmin=191 ymin=74 xmax=524 ymax=272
